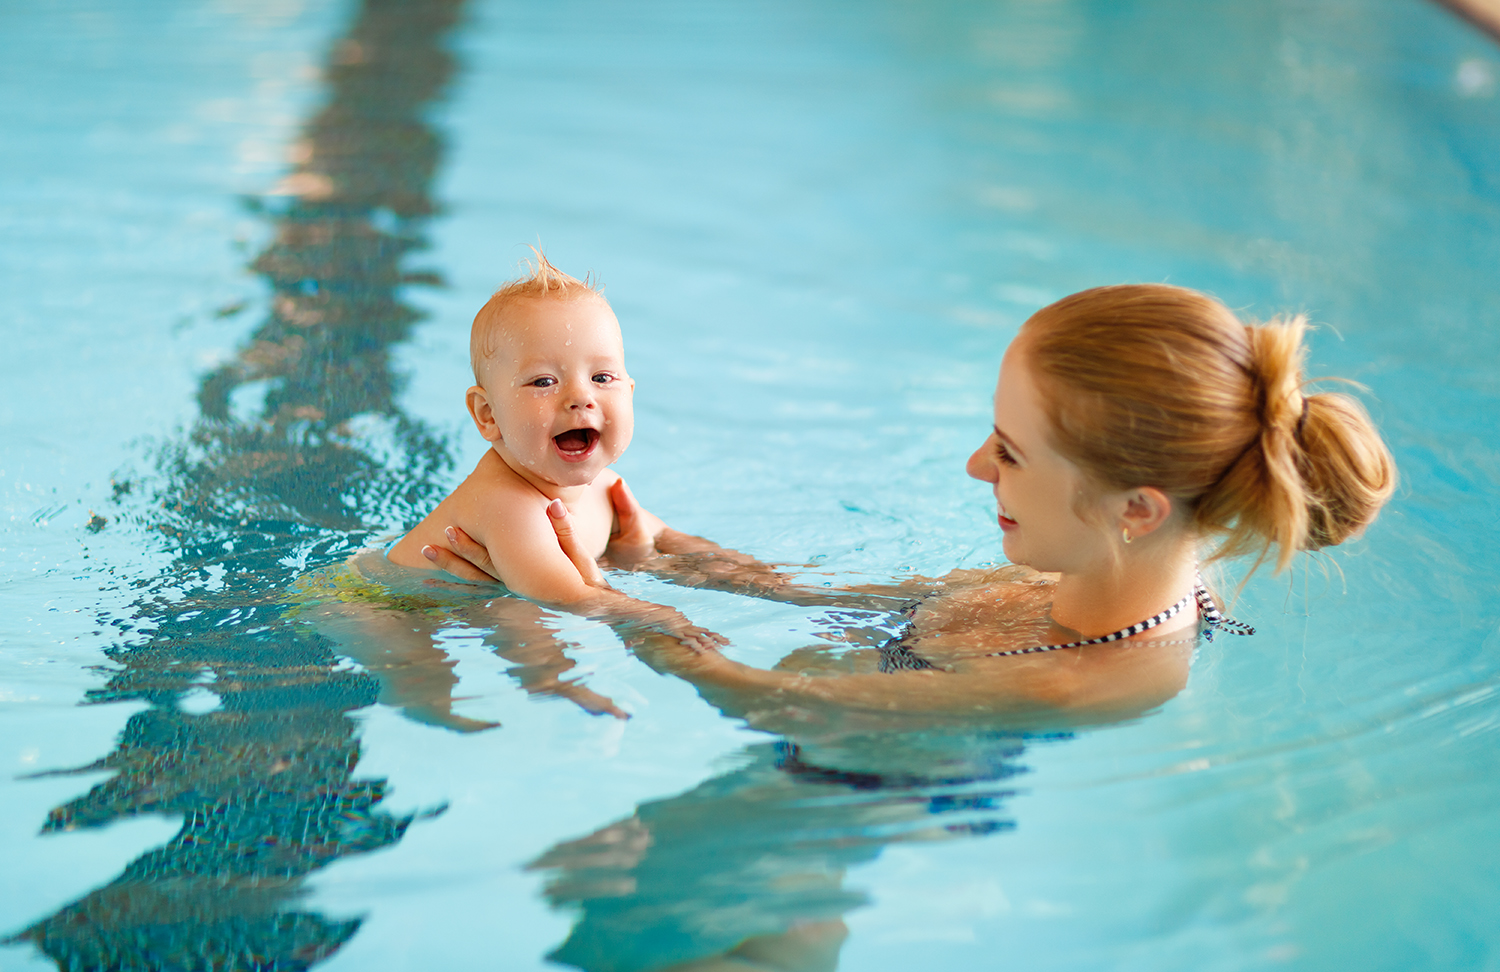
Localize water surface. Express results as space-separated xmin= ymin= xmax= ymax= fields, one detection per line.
xmin=3 ymin=1 xmax=1499 ymax=969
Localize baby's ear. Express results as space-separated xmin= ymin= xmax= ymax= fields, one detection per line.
xmin=466 ymin=385 xmax=501 ymax=441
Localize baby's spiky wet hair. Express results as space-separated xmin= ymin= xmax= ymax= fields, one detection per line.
xmin=469 ymin=249 xmax=606 ymax=381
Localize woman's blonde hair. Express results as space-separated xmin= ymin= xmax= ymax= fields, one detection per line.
xmin=1020 ymin=284 xmax=1396 ymax=573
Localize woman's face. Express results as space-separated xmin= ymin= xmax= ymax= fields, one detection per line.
xmin=965 ymin=343 xmax=1113 ymax=574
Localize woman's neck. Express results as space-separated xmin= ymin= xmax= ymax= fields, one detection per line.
xmin=1048 ymin=548 xmax=1200 ymax=638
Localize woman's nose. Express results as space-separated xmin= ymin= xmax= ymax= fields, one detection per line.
xmin=966 ymin=440 xmax=997 ymax=482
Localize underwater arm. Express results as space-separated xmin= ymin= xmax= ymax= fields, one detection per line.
xmin=471 ymin=595 xmax=629 ymax=719
xmin=619 ymin=632 xmax=1187 ymax=732
xmin=544 ymin=496 xmax=1176 ymax=726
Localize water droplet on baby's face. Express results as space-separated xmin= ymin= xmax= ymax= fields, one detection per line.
xmin=564 ymin=340 xmax=571 ymax=346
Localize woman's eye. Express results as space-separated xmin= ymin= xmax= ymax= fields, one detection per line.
xmin=995 ymin=441 xmax=1018 ymax=466
xmin=529 ymin=377 xmax=556 ymax=388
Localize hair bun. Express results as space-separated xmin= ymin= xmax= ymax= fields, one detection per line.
xmin=1294 ymin=390 xmax=1397 ymax=550
xmin=1023 ymin=285 xmax=1395 ymax=576
xmin=1233 ymin=318 xmax=1396 ymax=565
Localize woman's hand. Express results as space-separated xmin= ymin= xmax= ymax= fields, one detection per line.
xmin=604 ymin=477 xmax=667 ymax=567
xmin=547 ymin=498 xmax=727 ymax=654
xmin=421 ymin=526 xmax=501 ymax=583
xmin=546 ymin=499 xmax=609 ymax=588
xmin=418 ymin=491 xmax=631 ymax=587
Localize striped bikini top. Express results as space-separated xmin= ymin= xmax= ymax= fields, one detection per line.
xmin=878 ymin=572 xmax=1254 ymax=673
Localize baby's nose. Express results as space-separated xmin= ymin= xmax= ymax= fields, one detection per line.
xmin=567 ymin=384 xmax=597 ymax=408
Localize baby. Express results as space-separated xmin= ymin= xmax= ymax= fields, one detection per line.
xmin=387 ymin=253 xmax=665 ymax=604
xmin=289 ymin=254 xmax=722 ymax=729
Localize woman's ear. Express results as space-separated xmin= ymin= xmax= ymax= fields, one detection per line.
xmin=466 ymin=386 xmax=501 ymax=442
xmin=1120 ymin=486 xmax=1174 ymax=541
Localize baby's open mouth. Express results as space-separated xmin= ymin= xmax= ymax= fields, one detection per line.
xmin=553 ymin=427 xmax=600 ymax=461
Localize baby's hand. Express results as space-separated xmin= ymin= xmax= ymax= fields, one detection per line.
xmin=558 ymin=683 xmax=631 ymax=720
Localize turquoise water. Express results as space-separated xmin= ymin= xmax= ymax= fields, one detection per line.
xmin=3 ymin=0 xmax=1499 ymax=969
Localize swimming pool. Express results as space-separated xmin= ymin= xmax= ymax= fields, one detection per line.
xmin=3 ymin=0 xmax=1498 ymax=969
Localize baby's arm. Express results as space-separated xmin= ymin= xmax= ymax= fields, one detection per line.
xmin=454 ymin=487 xmax=723 ymax=652
xmin=470 ymin=493 xmax=606 ymax=605
xmin=426 ymin=478 xmax=809 ymax=601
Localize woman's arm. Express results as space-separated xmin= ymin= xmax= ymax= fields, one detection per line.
xmin=597 ymin=477 xmax=853 ymax=604
xmin=541 ymin=500 xmax=1190 ymax=730
xmin=427 ymin=476 xmax=946 ymax=611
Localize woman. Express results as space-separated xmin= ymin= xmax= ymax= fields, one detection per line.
xmin=429 ymin=283 xmax=1396 ymax=730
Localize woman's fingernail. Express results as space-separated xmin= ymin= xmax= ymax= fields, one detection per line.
xmin=445 ymin=527 xmax=457 ymax=542
xmin=422 ymin=545 xmax=438 ymax=561
xmin=548 ymin=498 xmax=566 ymax=518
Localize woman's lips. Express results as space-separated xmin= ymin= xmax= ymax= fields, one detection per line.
xmin=998 ymin=502 xmax=1017 ymax=531
xmin=553 ymin=428 xmax=600 ymax=463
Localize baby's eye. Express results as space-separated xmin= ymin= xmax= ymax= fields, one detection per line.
xmin=528 ymin=377 xmax=557 ymax=388
xmin=592 ymin=373 xmax=616 ymax=385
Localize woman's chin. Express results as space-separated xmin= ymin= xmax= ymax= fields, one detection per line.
xmin=1000 ymin=536 xmax=1037 ymax=570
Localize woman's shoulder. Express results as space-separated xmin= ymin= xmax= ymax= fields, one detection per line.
xmin=936 ymin=563 xmax=1054 ymax=594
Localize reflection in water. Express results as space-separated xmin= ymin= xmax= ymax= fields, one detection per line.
xmin=531 ymin=731 xmax=1035 ymax=972
xmin=5 ymin=0 xmax=466 ymax=968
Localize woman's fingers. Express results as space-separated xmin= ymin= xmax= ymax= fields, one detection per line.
xmin=604 ymin=477 xmax=664 ymax=569
xmin=608 ymin=476 xmax=651 ymax=545
xmin=428 ymin=525 xmax=502 ymax=581
xmin=548 ymin=499 xmax=609 ymax=587
xmin=422 ymin=541 xmax=498 ymax=583
xmin=670 ymin=620 xmax=729 ymax=654
xmin=684 ymin=627 xmax=729 ymax=654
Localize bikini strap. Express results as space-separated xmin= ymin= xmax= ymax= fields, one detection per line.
xmin=1193 ymin=576 xmax=1256 ymax=641
xmin=982 ymin=571 xmax=1253 ymax=659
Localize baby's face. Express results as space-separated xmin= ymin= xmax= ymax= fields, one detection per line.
xmin=469 ymin=295 xmax=634 ymax=489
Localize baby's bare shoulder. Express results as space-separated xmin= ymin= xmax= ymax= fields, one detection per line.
xmin=387 ymin=454 xmax=541 ymax=568
xmin=450 ymin=457 xmax=547 ymax=527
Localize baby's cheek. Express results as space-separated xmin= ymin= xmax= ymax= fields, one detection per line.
xmin=612 ymin=414 xmax=634 ymax=453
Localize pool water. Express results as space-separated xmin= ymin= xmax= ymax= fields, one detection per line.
xmin=3 ymin=0 xmax=1499 ymax=969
